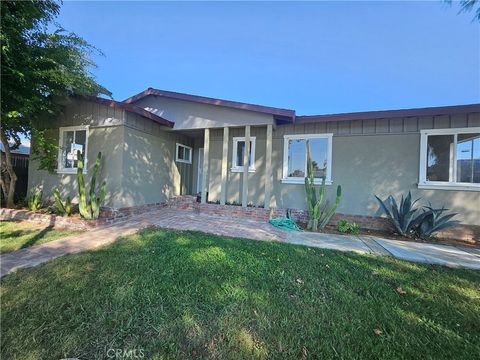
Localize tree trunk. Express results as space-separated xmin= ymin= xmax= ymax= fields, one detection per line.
xmin=0 ymin=131 xmax=18 ymax=208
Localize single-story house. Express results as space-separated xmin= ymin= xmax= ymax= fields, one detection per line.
xmin=28 ymin=88 xmax=480 ymax=232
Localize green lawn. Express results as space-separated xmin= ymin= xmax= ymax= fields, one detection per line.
xmin=0 ymin=221 xmax=82 ymax=254
xmin=1 ymin=228 xmax=479 ymax=359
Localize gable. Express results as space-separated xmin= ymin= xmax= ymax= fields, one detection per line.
xmin=132 ymin=95 xmax=276 ymax=130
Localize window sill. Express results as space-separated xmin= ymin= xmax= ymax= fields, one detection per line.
xmin=282 ymin=178 xmax=332 ymax=185
xmin=57 ymin=169 xmax=87 ymax=175
xmin=231 ymin=167 xmax=256 ymax=173
xmin=418 ymin=183 xmax=480 ymax=192
xmin=176 ymin=159 xmax=192 ymax=164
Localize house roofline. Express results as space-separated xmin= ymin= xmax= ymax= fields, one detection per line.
xmin=79 ymin=96 xmax=175 ymax=128
xmin=295 ymin=103 xmax=480 ymax=124
xmin=123 ymin=88 xmax=296 ymax=120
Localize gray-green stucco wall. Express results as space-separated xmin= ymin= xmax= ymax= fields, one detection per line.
xmin=27 ymin=99 xmax=126 ymax=208
xmin=27 ymin=99 xmax=186 ymax=209
xmin=120 ymin=117 xmax=194 ymax=207
xmin=204 ymin=125 xmax=479 ymax=226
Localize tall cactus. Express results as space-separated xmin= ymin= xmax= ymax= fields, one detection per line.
xmin=77 ymin=151 xmax=107 ymax=220
xmin=304 ymin=141 xmax=342 ymax=231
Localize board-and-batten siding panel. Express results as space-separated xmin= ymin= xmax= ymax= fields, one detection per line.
xmin=55 ymin=99 xmax=124 ymax=128
xmin=451 ymin=114 xmax=468 ymax=128
xmin=468 ymin=113 xmax=480 ymax=127
xmin=434 ymin=115 xmax=450 ymax=129
xmin=277 ymin=113 xmax=475 ymax=137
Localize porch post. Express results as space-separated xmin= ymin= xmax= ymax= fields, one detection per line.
xmin=220 ymin=127 xmax=229 ymax=205
xmin=264 ymin=124 xmax=273 ymax=209
xmin=201 ymin=128 xmax=210 ymax=204
xmin=242 ymin=125 xmax=251 ymax=207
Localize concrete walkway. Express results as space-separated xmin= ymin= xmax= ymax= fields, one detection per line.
xmin=1 ymin=208 xmax=479 ymax=277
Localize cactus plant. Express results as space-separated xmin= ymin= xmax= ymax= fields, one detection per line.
xmin=304 ymin=141 xmax=342 ymax=231
xmin=53 ymin=189 xmax=72 ymax=216
xmin=77 ymin=151 xmax=107 ymax=220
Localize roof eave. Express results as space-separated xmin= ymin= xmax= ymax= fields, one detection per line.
xmin=77 ymin=95 xmax=174 ymax=128
xmin=296 ymin=103 xmax=480 ymax=124
xmin=124 ymin=88 xmax=296 ymax=120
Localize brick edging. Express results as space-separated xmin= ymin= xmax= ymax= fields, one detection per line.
xmin=2 ymin=195 xmax=477 ymax=244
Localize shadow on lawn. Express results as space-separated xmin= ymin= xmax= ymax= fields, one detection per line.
xmin=1 ymin=227 xmax=480 ymax=359
xmin=19 ymin=226 xmax=56 ymax=249
xmin=1 ymin=225 xmax=56 ymax=250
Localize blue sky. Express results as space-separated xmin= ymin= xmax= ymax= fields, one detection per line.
xmin=57 ymin=1 xmax=479 ymax=115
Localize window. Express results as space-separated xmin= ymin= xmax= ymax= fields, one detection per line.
xmin=232 ymin=137 xmax=256 ymax=172
xmin=282 ymin=134 xmax=333 ymax=184
xmin=176 ymin=143 xmax=192 ymax=164
xmin=419 ymin=128 xmax=480 ymax=191
xmin=57 ymin=126 xmax=89 ymax=174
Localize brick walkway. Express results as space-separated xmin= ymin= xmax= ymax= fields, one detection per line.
xmin=1 ymin=208 xmax=479 ymax=277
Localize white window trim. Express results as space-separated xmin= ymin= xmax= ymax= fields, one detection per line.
xmin=231 ymin=136 xmax=256 ymax=173
xmin=57 ymin=125 xmax=89 ymax=174
xmin=418 ymin=127 xmax=480 ymax=191
xmin=175 ymin=143 xmax=192 ymax=164
xmin=282 ymin=133 xmax=333 ymax=185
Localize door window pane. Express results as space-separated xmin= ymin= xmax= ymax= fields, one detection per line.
xmin=457 ymin=133 xmax=480 ymax=183
xmin=426 ymin=135 xmax=453 ymax=182
xmin=287 ymin=139 xmax=306 ymax=177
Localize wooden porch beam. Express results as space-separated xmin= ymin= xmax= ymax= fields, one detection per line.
xmin=201 ymin=128 xmax=210 ymax=204
xmin=220 ymin=127 xmax=229 ymax=205
xmin=264 ymin=124 xmax=273 ymax=209
xmin=242 ymin=125 xmax=251 ymax=207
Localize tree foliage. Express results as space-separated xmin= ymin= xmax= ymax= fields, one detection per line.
xmin=446 ymin=0 xmax=480 ymax=21
xmin=0 ymin=0 xmax=110 ymax=207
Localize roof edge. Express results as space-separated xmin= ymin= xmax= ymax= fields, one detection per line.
xmin=296 ymin=103 xmax=480 ymax=124
xmin=123 ymin=88 xmax=296 ymax=119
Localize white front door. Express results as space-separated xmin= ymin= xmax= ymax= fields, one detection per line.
xmin=197 ymin=148 xmax=204 ymax=193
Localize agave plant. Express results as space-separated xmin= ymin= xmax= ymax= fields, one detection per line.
xmin=27 ymin=188 xmax=43 ymax=212
xmin=415 ymin=206 xmax=460 ymax=239
xmin=77 ymin=151 xmax=107 ymax=220
xmin=375 ymin=192 xmax=430 ymax=236
xmin=53 ymin=189 xmax=72 ymax=217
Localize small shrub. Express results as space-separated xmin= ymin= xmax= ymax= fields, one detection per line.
xmin=27 ymin=188 xmax=42 ymax=212
xmin=337 ymin=219 xmax=360 ymax=235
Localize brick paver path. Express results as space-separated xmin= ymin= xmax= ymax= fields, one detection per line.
xmin=1 ymin=208 xmax=479 ymax=277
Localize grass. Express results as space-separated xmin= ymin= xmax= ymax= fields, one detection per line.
xmin=0 ymin=221 xmax=82 ymax=253
xmin=1 ymin=228 xmax=479 ymax=359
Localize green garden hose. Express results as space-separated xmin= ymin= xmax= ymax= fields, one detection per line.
xmin=269 ymin=218 xmax=304 ymax=232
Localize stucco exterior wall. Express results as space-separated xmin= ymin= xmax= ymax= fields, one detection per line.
xmin=27 ymin=98 xmax=193 ymax=209
xmin=28 ymin=125 xmax=125 ymax=208
xmin=203 ymin=121 xmax=480 ymax=225
xmin=132 ymin=95 xmax=275 ymax=129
